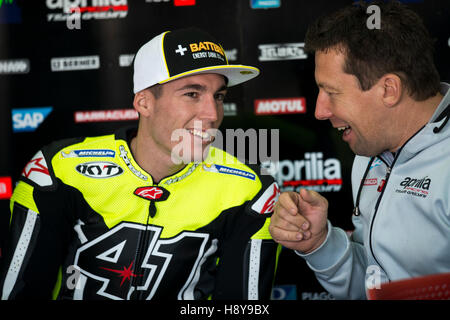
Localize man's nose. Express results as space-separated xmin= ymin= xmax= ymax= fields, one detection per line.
xmin=199 ymin=95 xmax=219 ymax=122
xmin=314 ymin=91 xmax=333 ymax=120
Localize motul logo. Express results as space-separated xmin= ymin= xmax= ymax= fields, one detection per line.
xmin=254 ymin=98 xmax=306 ymax=115
xmin=76 ymin=162 xmax=123 ymax=178
xmin=134 ymin=186 xmax=170 ymax=202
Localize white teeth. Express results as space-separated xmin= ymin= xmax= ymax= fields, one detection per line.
xmin=337 ymin=126 xmax=350 ymax=131
xmin=190 ymin=129 xmax=212 ymax=140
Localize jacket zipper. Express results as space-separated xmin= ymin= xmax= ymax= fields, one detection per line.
xmin=368 ymin=162 xmax=393 ymax=275
xmin=367 ymin=125 xmax=426 ymax=279
xmin=131 ymin=199 xmax=156 ymax=299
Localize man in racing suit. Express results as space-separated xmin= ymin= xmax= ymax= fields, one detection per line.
xmin=0 ymin=28 xmax=280 ymax=300
xmin=269 ymin=1 xmax=450 ymax=299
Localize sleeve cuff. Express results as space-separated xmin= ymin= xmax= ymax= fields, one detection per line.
xmin=294 ymin=220 xmax=349 ymax=271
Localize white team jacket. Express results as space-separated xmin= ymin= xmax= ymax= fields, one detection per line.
xmin=296 ymin=83 xmax=450 ymax=299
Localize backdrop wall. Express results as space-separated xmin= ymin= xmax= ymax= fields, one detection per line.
xmin=1 ymin=0 xmax=449 ymax=300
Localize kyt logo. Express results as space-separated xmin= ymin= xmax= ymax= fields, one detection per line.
xmin=76 ymin=162 xmax=124 ymax=178
xmin=12 ymin=107 xmax=53 ymax=132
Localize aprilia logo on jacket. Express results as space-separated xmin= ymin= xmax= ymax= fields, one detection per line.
xmin=395 ymin=176 xmax=431 ymax=198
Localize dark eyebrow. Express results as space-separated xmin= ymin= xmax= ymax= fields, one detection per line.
xmin=176 ymin=84 xmax=228 ymax=93
xmin=176 ymin=84 xmax=206 ymax=92
xmin=217 ymin=85 xmax=228 ymax=93
xmin=317 ymin=82 xmax=339 ymax=91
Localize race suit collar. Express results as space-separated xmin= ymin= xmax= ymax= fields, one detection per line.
xmin=114 ymin=126 xmax=200 ymax=185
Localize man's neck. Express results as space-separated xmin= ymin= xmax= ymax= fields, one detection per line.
xmin=130 ymin=134 xmax=186 ymax=184
xmin=389 ymin=92 xmax=444 ymax=153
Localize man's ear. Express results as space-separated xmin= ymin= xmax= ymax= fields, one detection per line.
xmin=133 ymin=89 xmax=154 ymax=117
xmin=380 ymin=74 xmax=403 ymax=108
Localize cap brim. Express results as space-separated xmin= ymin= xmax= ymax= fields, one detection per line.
xmin=158 ymin=65 xmax=260 ymax=87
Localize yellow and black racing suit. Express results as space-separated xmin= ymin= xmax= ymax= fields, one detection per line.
xmin=0 ymin=127 xmax=280 ymax=300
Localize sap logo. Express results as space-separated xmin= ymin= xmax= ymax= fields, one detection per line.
xmin=12 ymin=107 xmax=53 ymax=132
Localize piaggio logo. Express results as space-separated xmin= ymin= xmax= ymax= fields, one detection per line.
xmin=76 ymin=161 xmax=123 ymax=178
xmin=395 ymin=176 xmax=431 ymax=198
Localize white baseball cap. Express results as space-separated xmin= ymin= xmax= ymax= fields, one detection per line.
xmin=133 ymin=27 xmax=260 ymax=93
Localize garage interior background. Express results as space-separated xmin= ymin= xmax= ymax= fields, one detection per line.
xmin=0 ymin=0 xmax=449 ymax=300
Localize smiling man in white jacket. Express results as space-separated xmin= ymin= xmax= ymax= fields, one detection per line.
xmin=269 ymin=1 xmax=450 ymax=299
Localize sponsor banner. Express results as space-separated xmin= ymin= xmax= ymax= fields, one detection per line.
xmin=258 ymin=43 xmax=307 ymax=61
xmin=251 ymin=0 xmax=280 ymax=9
xmin=174 ymin=0 xmax=195 ymax=6
xmin=0 ymin=176 xmax=13 ymax=199
xmin=254 ymin=97 xmax=306 ymax=115
xmin=223 ymin=102 xmax=237 ymax=116
xmin=46 ymin=0 xmax=128 ymax=21
xmin=224 ymin=49 xmax=237 ymax=62
xmin=0 ymin=59 xmax=29 ymax=74
xmin=51 ymin=55 xmax=100 ymax=72
xmin=12 ymin=107 xmax=53 ymax=132
xmin=118 ymin=54 xmax=134 ymax=67
xmin=74 ymin=109 xmax=138 ymax=123
xmin=262 ymin=153 xmax=342 ymax=192
xmin=301 ymin=291 xmax=335 ymax=300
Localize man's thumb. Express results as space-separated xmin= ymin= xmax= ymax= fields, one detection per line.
xmin=299 ymin=188 xmax=322 ymax=206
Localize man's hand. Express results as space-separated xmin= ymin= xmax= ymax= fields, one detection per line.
xmin=269 ymin=189 xmax=329 ymax=254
